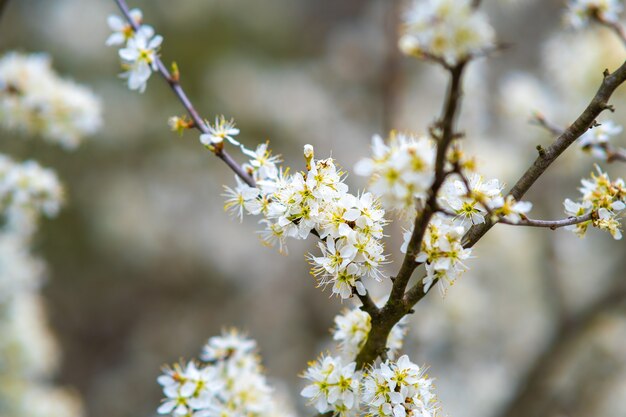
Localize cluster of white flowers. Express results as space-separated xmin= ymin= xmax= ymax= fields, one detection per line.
xmin=0 ymin=160 xmax=80 ymax=417
xmin=0 ymin=233 xmax=84 ymax=417
xmin=564 ymin=0 xmax=623 ymax=28
xmin=107 ymin=8 xmax=163 ymax=93
xmin=301 ymin=354 xmax=361 ymax=416
xmin=439 ymin=173 xmax=504 ymax=226
xmin=0 ymin=52 xmax=101 ymax=149
xmin=354 ymin=132 xmax=436 ymax=215
xmin=398 ymin=0 xmax=495 ymax=65
xmin=564 ymin=166 xmax=625 ymax=239
xmin=301 ymin=354 xmax=440 ymax=417
xmin=200 ymin=115 xmax=241 ymax=147
xmin=223 ymin=142 xmax=388 ymax=299
xmin=0 ymin=37 xmax=97 ymax=417
xmin=578 ymin=120 xmax=623 ymax=159
xmin=333 ymin=307 xmax=406 ymax=361
xmin=362 ymin=355 xmax=439 ymax=417
xmin=0 ymin=155 xmax=64 ymax=236
xmin=158 ymin=329 xmax=286 ymax=417
xmin=402 ymin=214 xmax=471 ymax=294
xmin=357 ymin=133 xmax=532 ymax=294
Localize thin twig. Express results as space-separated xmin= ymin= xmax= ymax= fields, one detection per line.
xmin=113 ymin=0 xmax=255 ymax=187
xmin=530 ymin=112 xmax=564 ymax=136
xmin=115 ymin=1 xmax=385 ymax=316
xmin=532 ymin=113 xmax=626 ymax=164
xmin=595 ymin=14 xmax=626 ymax=47
xmin=497 ymin=212 xmax=594 ymax=229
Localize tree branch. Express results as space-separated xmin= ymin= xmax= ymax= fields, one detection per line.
xmin=498 ymin=212 xmax=595 ymax=229
xmin=356 ymin=292 xmax=381 ymax=318
xmin=464 ymin=60 xmax=626 ymax=248
xmin=595 ymin=14 xmax=626 ymax=47
xmin=358 ymin=58 xmax=626 ymax=369
xmin=532 ymin=113 xmax=626 ymax=164
xmin=113 ymin=0 xmax=255 ymax=187
xmin=530 ymin=112 xmax=565 ymax=136
xmin=354 ymin=61 xmax=467 ymax=369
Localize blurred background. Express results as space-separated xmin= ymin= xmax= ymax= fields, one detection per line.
xmin=1 ymin=0 xmax=626 ymax=416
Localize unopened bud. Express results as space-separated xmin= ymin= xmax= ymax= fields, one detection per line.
xmin=304 ymin=144 xmax=314 ymax=170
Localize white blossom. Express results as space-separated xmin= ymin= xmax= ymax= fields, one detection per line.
xmin=118 ymin=32 xmax=163 ymax=93
xmin=578 ymin=120 xmax=623 ymax=159
xmin=106 ymin=8 xmax=154 ymax=46
xmin=490 ymin=195 xmax=533 ymax=224
xmin=362 ymin=355 xmax=440 ymax=417
xmin=0 ymin=52 xmax=102 ymax=149
xmin=564 ymin=166 xmax=625 ymax=239
xmin=333 ymin=307 xmax=406 ymax=361
xmin=403 ymin=214 xmax=473 ymax=294
xmin=0 ymin=155 xmax=64 ymax=236
xmin=301 ymin=354 xmax=361 ymax=416
xmin=200 ymin=328 xmax=257 ymax=363
xmin=439 ymin=173 xmax=503 ymax=227
xmin=158 ymin=329 xmax=283 ymax=417
xmin=222 ymin=143 xmax=389 ymax=300
xmin=355 ymin=132 xmax=436 ymax=215
xmin=399 ymin=0 xmax=496 ymax=65
xmin=200 ymin=115 xmax=241 ymax=147
xmin=565 ymin=0 xmax=623 ymax=28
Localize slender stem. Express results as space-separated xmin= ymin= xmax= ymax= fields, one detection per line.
xmin=498 ymin=212 xmax=594 ymax=229
xmin=530 ymin=113 xmax=564 ymax=136
xmin=112 ymin=0 xmax=255 ymax=187
xmin=596 ymin=15 xmax=626 ymax=47
xmin=114 ymin=0 xmax=383 ymax=317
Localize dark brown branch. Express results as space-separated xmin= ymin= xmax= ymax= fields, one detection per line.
xmin=531 ymin=113 xmax=626 ymax=164
xmin=113 ymin=0 xmax=255 ymax=187
xmin=363 ymin=59 xmax=626 ymax=367
xmin=356 ymin=291 xmax=380 ymax=318
xmin=390 ymin=62 xmax=466 ymax=303
xmin=354 ymin=61 xmax=467 ymax=369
